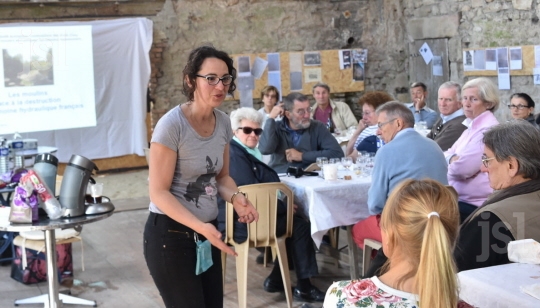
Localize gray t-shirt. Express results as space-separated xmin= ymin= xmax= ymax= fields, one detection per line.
xmin=149 ymin=105 xmax=233 ymax=222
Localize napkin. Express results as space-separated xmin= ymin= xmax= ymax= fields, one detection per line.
xmin=508 ymin=239 xmax=540 ymax=264
xmin=520 ymin=283 xmax=540 ymax=301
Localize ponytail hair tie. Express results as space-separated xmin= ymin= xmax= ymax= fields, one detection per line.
xmin=427 ymin=212 xmax=439 ymax=218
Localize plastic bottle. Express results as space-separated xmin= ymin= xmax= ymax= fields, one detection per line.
xmin=0 ymin=138 xmax=8 ymax=175
xmin=376 ymin=136 xmax=385 ymax=149
xmin=326 ymin=117 xmax=335 ymax=133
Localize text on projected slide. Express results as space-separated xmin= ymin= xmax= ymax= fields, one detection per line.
xmin=0 ymin=25 xmax=96 ymax=135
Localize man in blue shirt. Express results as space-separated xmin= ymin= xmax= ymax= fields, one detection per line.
xmin=406 ymin=82 xmax=438 ymax=129
xmin=351 ymin=101 xmax=448 ymax=249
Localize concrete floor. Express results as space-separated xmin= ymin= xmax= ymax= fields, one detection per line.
xmin=0 ymin=170 xmax=352 ymax=308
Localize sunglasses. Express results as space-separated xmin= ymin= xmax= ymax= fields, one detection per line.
xmin=238 ymin=127 xmax=263 ymax=136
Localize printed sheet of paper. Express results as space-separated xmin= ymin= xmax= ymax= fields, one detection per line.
xmin=510 ymin=47 xmax=523 ymax=70
xmin=251 ymin=57 xmax=268 ymax=79
xmin=473 ymin=50 xmax=486 ymax=70
xmin=304 ymin=67 xmax=322 ymax=83
xmin=237 ymin=56 xmax=251 ymax=77
xmin=419 ymin=42 xmax=433 ymax=65
xmin=432 ymin=56 xmax=443 ymax=76
xmin=339 ymin=49 xmax=351 ymax=69
xmin=534 ymin=68 xmax=540 ymax=85
xmin=463 ymin=50 xmax=474 ymax=71
xmin=498 ymin=68 xmax=510 ymax=90
xmin=486 ymin=49 xmax=497 ymax=70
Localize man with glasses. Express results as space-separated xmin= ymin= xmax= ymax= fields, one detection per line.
xmin=407 ymin=82 xmax=438 ymax=129
xmin=427 ymin=81 xmax=467 ymax=151
xmin=310 ymin=83 xmax=358 ymax=132
xmin=259 ymin=92 xmax=343 ymax=173
xmin=351 ymin=101 xmax=448 ymax=249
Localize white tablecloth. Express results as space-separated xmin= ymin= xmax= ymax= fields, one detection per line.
xmin=280 ymin=172 xmax=371 ymax=247
xmin=458 ymin=263 xmax=540 ymax=307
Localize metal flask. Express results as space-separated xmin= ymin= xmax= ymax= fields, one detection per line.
xmin=59 ymin=154 xmax=98 ymax=217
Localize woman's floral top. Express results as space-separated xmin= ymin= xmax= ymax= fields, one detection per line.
xmin=323 ymin=277 xmax=418 ymax=308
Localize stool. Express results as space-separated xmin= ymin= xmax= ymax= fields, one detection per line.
xmin=362 ymin=238 xmax=382 ymax=277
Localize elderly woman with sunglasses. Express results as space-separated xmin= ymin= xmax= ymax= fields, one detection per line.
xmin=216 ymin=107 xmax=326 ymax=302
xmin=455 ymin=120 xmax=540 ymax=271
xmin=507 ymin=93 xmax=539 ymax=128
xmin=444 ymin=77 xmax=499 ymax=223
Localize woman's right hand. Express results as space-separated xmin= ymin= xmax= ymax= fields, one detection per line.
xmin=200 ymin=222 xmax=238 ymax=256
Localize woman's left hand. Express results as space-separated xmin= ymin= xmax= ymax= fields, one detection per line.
xmin=233 ymin=194 xmax=259 ymax=224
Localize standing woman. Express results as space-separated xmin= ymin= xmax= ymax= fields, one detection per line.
xmin=144 ymin=46 xmax=259 ymax=308
xmin=508 ymin=93 xmax=539 ymax=128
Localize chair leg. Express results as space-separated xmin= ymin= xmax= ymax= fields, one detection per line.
xmin=274 ymin=240 xmax=293 ymax=308
xmin=329 ymin=228 xmax=340 ymax=268
xmin=221 ymin=251 xmax=226 ymax=287
xmin=235 ymin=244 xmax=250 ymax=308
xmin=362 ymin=244 xmax=372 ymax=277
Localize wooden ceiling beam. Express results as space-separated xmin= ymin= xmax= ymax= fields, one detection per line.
xmin=0 ymin=0 xmax=165 ymax=20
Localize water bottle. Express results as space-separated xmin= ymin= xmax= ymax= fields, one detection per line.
xmin=326 ymin=117 xmax=335 ymax=133
xmin=10 ymin=139 xmax=24 ymax=170
xmin=0 ymin=138 xmax=8 ymax=175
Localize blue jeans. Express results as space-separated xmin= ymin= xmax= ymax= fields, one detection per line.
xmin=143 ymin=212 xmax=223 ymax=308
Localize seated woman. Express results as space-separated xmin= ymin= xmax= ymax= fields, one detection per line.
xmin=345 ymin=91 xmax=394 ymax=160
xmin=445 ymin=77 xmax=499 ymax=222
xmin=324 ymin=179 xmax=460 ymax=307
xmin=455 ymin=120 xmax=540 ymax=271
xmin=258 ymin=85 xmax=283 ymax=127
xmin=217 ymin=107 xmax=325 ymax=302
xmin=507 ymin=93 xmax=539 ymax=128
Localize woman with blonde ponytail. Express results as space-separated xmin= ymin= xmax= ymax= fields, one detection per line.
xmin=324 ymin=179 xmax=462 ymax=308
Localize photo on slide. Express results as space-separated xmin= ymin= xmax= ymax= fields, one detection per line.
xmin=3 ymin=48 xmax=54 ymax=87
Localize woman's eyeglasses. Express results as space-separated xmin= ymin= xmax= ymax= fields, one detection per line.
xmin=196 ymin=74 xmax=234 ymax=86
xmin=481 ymin=154 xmax=495 ymax=168
xmin=238 ymin=127 xmax=263 ymax=136
xmin=507 ymin=104 xmax=529 ymax=110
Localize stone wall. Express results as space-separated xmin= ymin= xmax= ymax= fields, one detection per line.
xmin=403 ymin=0 xmax=540 ymax=121
xmin=149 ymin=0 xmax=408 ymax=122
xmin=149 ymin=0 xmax=540 ymax=124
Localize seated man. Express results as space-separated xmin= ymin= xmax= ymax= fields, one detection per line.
xmin=310 ymin=82 xmax=358 ymax=132
xmin=217 ymin=107 xmax=325 ymax=302
xmin=406 ymin=82 xmax=438 ymax=129
xmin=259 ymin=92 xmax=344 ymax=173
xmin=351 ymin=101 xmax=448 ymax=249
xmin=427 ymin=81 xmax=467 ymax=151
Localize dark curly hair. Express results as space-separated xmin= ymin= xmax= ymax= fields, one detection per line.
xmin=358 ymin=91 xmax=394 ymax=110
xmin=182 ymin=45 xmax=237 ymax=101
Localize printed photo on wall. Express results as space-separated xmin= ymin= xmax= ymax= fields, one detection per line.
xmin=237 ymin=56 xmax=251 ymax=77
xmin=353 ymin=62 xmax=365 ymax=81
xmin=432 ymin=56 xmax=443 ymax=76
xmin=463 ymin=50 xmax=474 ymax=71
xmin=473 ymin=50 xmax=486 ymax=70
xmin=496 ymin=47 xmax=509 ymax=69
xmin=510 ymin=47 xmax=522 ymax=70
xmin=339 ymin=50 xmax=351 ymax=69
xmin=303 ymin=51 xmax=321 ymax=66
xmin=486 ymin=49 xmax=497 ymax=70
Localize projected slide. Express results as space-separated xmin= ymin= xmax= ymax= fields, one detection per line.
xmin=0 ymin=25 xmax=96 ymax=134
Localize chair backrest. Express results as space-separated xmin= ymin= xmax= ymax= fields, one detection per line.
xmin=225 ymin=183 xmax=294 ymax=248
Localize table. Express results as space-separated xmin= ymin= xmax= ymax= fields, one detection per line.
xmin=0 ymin=208 xmax=113 ymax=308
xmin=458 ymin=263 xmax=540 ymax=307
xmin=280 ymin=171 xmax=371 ymax=279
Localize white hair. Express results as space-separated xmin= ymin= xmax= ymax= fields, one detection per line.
xmin=230 ymin=107 xmax=264 ymax=130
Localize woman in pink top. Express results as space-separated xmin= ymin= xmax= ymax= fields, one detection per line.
xmin=444 ymin=77 xmax=499 ymax=222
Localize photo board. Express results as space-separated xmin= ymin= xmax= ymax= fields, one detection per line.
xmin=228 ymin=49 xmax=365 ymax=102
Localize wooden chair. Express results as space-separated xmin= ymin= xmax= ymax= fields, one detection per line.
xmin=362 ymin=238 xmax=382 ymax=277
xmin=222 ymin=183 xmax=294 ymax=308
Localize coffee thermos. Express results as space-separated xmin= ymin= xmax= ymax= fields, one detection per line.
xmin=33 ymin=153 xmax=59 ymax=194
xmin=59 ymin=154 xmax=98 ymax=217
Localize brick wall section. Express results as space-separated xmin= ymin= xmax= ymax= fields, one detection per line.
xmin=149 ymin=38 xmax=168 ymax=132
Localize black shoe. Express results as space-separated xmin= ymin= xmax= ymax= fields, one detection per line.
xmin=263 ymin=277 xmax=284 ymax=293
xmin=256 ymin=252 xmax=265 ymax=265
xmin=293 ymin=286 xmax=326 ymax=302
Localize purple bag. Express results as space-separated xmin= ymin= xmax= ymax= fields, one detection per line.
xmin=9 ymin=183 xmax=39 ymax=223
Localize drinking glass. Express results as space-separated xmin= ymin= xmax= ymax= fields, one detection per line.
xmin=316 ymin=157 xmax=328 ymax=178
xmin=341 ymin=157 xmax=353 ymax=170
xmin=329 ymin=158 xmax=340 ymax=165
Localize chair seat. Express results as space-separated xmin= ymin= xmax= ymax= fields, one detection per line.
xmin=13 ymin=236 xmax=81 ymax=252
